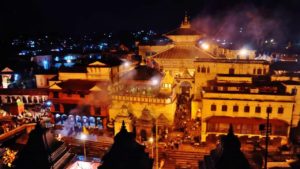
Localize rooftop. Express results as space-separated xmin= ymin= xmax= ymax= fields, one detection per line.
xmin=52 ymin=80 xmax=109 ymax=92
xmin=195 ymin=58 xmax=269 ymax=64
xmin=153 ymin=46 xmax=214 ymax=59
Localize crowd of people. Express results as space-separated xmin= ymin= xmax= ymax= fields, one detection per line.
xmin=0 ymin=110 xmax=49 ymax=135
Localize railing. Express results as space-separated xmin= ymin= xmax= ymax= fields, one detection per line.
xmin=112 ymin=94 xmax=175 ymax=104
xmin=0 ymin=123 xmax=36 ymax=142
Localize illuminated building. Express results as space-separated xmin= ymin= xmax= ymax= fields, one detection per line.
xmin=0 ymin=89 xmax=48 ymax=115
xmin=48 ymin=60 xmax=128 ymax=128
xmin=138 ymin=14 xmax=300 ymax=143
xmin=1 ymin=67 xmax=14 ymax=89
xmin=109 ymin=64 xmax=176 ymax=135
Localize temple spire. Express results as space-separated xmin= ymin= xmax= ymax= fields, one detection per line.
xmin=120 ymin=120 xmax=127 ymax=132
xmin=181 ymin=11 xmax=191 ymax=28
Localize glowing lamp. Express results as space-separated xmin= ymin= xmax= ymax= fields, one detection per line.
xmin=151 ymin=79 xmax=159 ymax=86
xmin=124 ymin=61 xmax=130 ymax=67
xmin=239 ymin=48 xmax=249 ymax=56
xmin=201 ymin=43 xmax=210 ymax=50
xmin=80 ymin=133 xmax=87 ymax=140
xmin=46 ymin=101 xmax=52 ymax=107
xmin=149 ymin=137 xmax=154 ymax=143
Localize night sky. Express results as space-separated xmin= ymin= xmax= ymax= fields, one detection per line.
xmin=1 ymin=0 xmax=300 ymax=40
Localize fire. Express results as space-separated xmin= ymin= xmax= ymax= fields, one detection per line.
xmin=2 ymin=148 xmax=18 ymax=168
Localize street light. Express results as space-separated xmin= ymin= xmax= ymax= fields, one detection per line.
xmin=201 ymin=43 xmax=210 ymax=50
xmin=80 ymin=133 xmax=87 ymax=161
xmin=264 ymin=105 xmax=272 ymax=169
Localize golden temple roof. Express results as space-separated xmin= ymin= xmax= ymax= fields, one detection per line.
xmin=152 ymin=46 xmax=214 ymax=59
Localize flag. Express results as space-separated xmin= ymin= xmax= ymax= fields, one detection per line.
xmin=82 ymin=126 xmax=89 ymax=135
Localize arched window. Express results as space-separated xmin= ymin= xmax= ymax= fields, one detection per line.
xmin=253 ymin=68 xmax=256 ymax=74
xmin=255 ymin=106 xmax=261 ymax=113
xmin=233 ymin=105 xmax=239 ymax=112
xmin=207 ymin=67 xmax=210 ymax=73
xmin=257 ymin=68 xmax=262 ymax=75
xmin=197 ymin=66 xmax=200 ymax=73
xmin=28 ymin=96 xmax=32 ymax=103
xmin=263 ymin=68 xmax=267 ymax=74
xmin=33 ymin=97 xmax=38 ymax=103
xmin=22 ymin=96 xmax=27 ymax=103
xmin=201 ymin=67 xmax=206 ymax=73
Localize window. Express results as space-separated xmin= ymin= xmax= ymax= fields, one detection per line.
xmin=7 ymin=97 xmax=11 ymax=103
xmin=292 ymin=88 xmax=297 ymax=95
xmin=257 ymin=68 xmax=262 ymax=75
xmin=244 ymin=105 xmax=250 ymax=113
xmin=266 ymin=106 xmax=272 ymax=113
xmin=201 ymin=67 xmax=206 ymax=73
xmin=33 ymin=97 xmax=38 ymax=103
xmin=211 ymin=104 xmax=217 ymax=111
xmin=207 ymin=67 xmax=210 ymax=73
xmin=278 ymin=107 xmax=284 ymax=114
xmin=253 ymin=68 xmax=256 ymax=74
xmin=229 ymin=68 xmax=235 ymax=74
xmin=255 ymin=106 xmax=261 ymax=113
xmin=263 ymin=68 xmax=267 ymax=74
xmin=233 ymin=105 xmax=239 ymax=112
xmin=22 ymin=96 xmax=27 ymax=103
xmin=197 ymin=66 xmax=200 ymax=73
xmin=222 ymin=105 xmax=227 ymax=112
xmin=28 ymin=96 xmax=32 ymax=103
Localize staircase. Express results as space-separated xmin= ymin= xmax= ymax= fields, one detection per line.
xmin=159 ymin=150 xmax=207 ymax=169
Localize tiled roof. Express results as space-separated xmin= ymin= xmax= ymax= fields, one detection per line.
xmin=153 ymin=46 xmax=214 ymax=59
xmin=54 ymin=80 xmax=108 ymax=91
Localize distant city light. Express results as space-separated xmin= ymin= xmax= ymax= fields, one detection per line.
xmin=67 ymin=59 xmax=72 ymax=63
xmin=54 ymin=56 xmax=60 ymax=62
xmin=201 ymin=43 xmax=210 ymax=50
xmin=43 ymin=60 xmax=50 ymax=70
xmin=14 ymin=74 xmax=19 ymax=81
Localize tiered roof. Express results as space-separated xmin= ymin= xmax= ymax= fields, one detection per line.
xmin=152 ymin=46 xmax=214 ymax=59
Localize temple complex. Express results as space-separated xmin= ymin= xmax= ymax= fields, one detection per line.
xmin=43 ymin=14 xmax=300 ymax=144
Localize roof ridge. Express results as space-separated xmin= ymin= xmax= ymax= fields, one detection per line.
xmin=192 ymin=45 xmax=217 ymax=59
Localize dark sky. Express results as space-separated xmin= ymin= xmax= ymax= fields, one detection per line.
xmin=1 ymin=0 xmax=300 ymax=39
